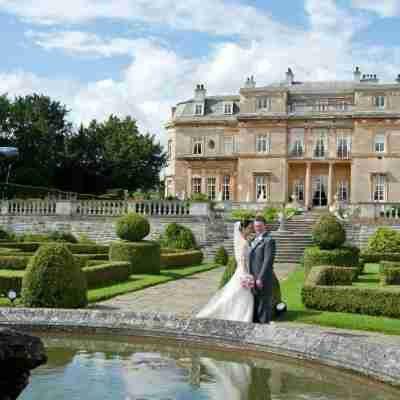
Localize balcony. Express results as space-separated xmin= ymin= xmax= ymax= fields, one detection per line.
xmin=288 ymin=147 xmax=304 ymax=158
xmin=289 ymin=103 xmax=353 ymax=114
xmin=336 ymin=146 xmax=351 ymax=160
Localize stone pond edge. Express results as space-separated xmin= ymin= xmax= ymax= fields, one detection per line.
xmin=0 ymin=307 xmax=399 ymax=387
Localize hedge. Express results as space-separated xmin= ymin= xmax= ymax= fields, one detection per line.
xmin=361 ymin=252 xmax=400 ymax=264
xmin=303 ymin=246 xmax=360 ymax=278
xmin=83 ymin=262 xmax=130 ymax=289
xmin=302 ymin=265 xmax=400 ymax=317
xmin=109 ymin=241 xmax=160 ymax=274
xmin=0 ymin=242 xmax=41 ymax=252
xmin=0 ymin=255 xmax=30 ymax=270
xmin=0 ymin=270 xmax=23 ymax=294
xmin=0 ymin=242 xmax=109 ymax=254
xmin=160 ymin=250 xmax=203 ymax=269
xmin=380 ymin=267 xmax=400 ymax=285
xmin=379 ymin=260 xmax=400 ymax=274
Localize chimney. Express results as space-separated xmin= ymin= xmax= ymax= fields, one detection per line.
xmin=353 ymin=66 xmax=361 ymax=82
xmin=360 ymin=73 xmax=379 ymax=83
xmin=286 ymin=68 xmax=294 ymax=85
xmin=171 ymin=106 xmax=176 ymax=119
xmin=396 ymin=74 xmax=400 ymax=84
xmin=194 ymin=84 xmax=206 ymax=101
xmin=244 ymin=76 xmax=256 ymax=89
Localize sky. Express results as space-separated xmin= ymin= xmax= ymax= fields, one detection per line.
xmin=0 ymin=0 xmax=400 ymax=145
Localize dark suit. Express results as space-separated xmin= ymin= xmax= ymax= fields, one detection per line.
xmin=249 ymin=232 xmax=276 ymax=323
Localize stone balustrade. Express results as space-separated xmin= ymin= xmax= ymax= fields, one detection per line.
xmin=0 ymin=199 xmax=208 ymax=217
xmin=343 ymin=202 xmax=400 ymax=220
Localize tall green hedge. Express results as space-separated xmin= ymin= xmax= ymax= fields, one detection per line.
xmin=161 ymin=250 xmax=203 ymax=269
xmin=109 ymin=241 xmax=160 ymax=274
xmin=21 ymin=244 xmax=87 ymax=308
xmin=83 ymin=262 xmax=130 ymax=289
xmin=303 ymin=246 xmax=360 ymax=277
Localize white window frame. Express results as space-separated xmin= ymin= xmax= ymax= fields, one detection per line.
xmin=293 ymin=179 xmax=305 ymax=202
xmin=194 ymin=103 xmax=204 ymax=116
xmin=223 ymin=102 xmax=233 ymax=115
xmin=372 ymin=174 xmax=386 ymax=202
xmin=374 ymin=133 xmax=385 ymax=153
xmin=223 ymin=136 xmax=233 ymax=154
xmin=191 ymin=177 xmax=202 ymax=194
xmin=374 ymin=95 xmax=386 ymax=109
xmin=337 ymin=180 xmax=349 ymax=202
xmin=313 ymin=131 xmax=328 ymax=158
xmin=256 ymin=97 xmax=271 ymax=110
xmin=256 ymin=134 xmax=271 ymax=153
xmin=255 ymin=175 xmax=269 ymax=202
xmin=192 ymin=138 xmax=203 ymax=155
xmin=336 ymin=135 xmax=351 ymax=159
xmin=222 ymin=175 xmax=231 ymax=201
xmin=207 ymin=177 xmax=216 ymax=200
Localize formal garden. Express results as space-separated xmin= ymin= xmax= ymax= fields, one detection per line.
xmin=0 ymin=213 xmax=215 ymax=307
xmin=278 ymin=215 xmax=400 ymax=335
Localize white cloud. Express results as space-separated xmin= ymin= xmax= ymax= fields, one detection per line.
xmin=25 ymin=30 xmax=141 ymax=57
xmin=0 ymin=0 xmax=291 ymax=39
xmin=352 ymin=0 xmax=400 ymax=17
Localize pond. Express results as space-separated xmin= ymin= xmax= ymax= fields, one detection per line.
xmin=20 ymin=334 xmax=400 ymax=400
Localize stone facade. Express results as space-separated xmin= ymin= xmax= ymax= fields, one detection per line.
xmin=165 ymin=67 xmax=400 ymax=210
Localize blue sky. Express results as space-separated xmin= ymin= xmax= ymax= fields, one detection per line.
xmin=0 ymin=0 xmax=400 ymax=143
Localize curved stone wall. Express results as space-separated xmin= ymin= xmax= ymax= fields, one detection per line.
xmin=0 ymin=308 xmax=399 ymax=387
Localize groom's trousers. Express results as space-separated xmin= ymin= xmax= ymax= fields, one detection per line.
xmin=253 ymin=294 xmax=272 ymax=324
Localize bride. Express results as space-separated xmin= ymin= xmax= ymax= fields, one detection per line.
xmin=196 ymin=220 xmax=255 ymax=322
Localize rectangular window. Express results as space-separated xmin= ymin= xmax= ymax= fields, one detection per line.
xmin=313 ymin=131 xmax=327 ymax=158
xmin=223 ymin=136 xmax=233 ymax=154
xmin=256 ymin=97 xmax=271 ymax=110
xmin=337 ymin=180 xmax=349 ymax=202
xmin=224 ymin=102 xmax=233 ymax=115
xmin=195 ymin=103 xmax=203 ymax=115
xmin=191 ymin=177 xmax=202 ymax=194
xmin=207 ymin=177 xmax=216 ymax=200
xmin=374 ymin=133 xmax=385 ymax=153
xmin=255 ymin=175 xmax=269 ymax=201
xmin=293 ymin=179 xmax=304 ymax=202
xmin=167 ymin=140 xmax=172 ymax=160
xmin=373 ymin=174 xmax=386 ymax=202
xmin=256 ymin=134 xmax=270 ymax=153
xmin=222 ymin=175 xmax=230 ymax=201
xmin=374 ymin=96 xmax=385 ymax=109
xmin=337 ymin=135 xmax=351 ymax=159
xmin=193 ymin=138 xmax=203 ymax=155
xmin=288 ymin=129 xmax=304 ymax=157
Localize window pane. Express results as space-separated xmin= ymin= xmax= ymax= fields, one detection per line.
xmin=207 ymin=177 xmax=216 ymax=200
xmin=224 ymin=137 xmax=233 ymax=154
xmin=223 ymin=175 xmax=230 ymax=201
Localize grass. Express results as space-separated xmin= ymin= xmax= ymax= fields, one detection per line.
xmin=0 ymin=263 xmax=220 ymax=306
xmin=278 ymin=263 xmax=400 ymax=336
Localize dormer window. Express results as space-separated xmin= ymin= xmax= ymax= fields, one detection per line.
xmin=224 ymin=102 xmax=233 ymax=115
xmin=374 ymin=95 xmax=385 ymax=109
xmin=194 ymin=103 xmax=204 ymax=116
xmin=256 ymin=97 xmax=271 ymax=110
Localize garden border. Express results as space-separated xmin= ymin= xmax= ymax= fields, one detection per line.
xmin=0 ymin=308 xmax=399 ymax=387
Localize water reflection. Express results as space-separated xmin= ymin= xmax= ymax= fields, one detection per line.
xmin=20 ymin=336 xmax=400 ymax=400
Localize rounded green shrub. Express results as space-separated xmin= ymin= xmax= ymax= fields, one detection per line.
xmin=162 ymin=223 xmax=197 ymax=250
xmin=367 ymin=227 xmax=400 ymax=253
xmin=218 ymin=256 xmax=282 ymax=317
xmin=312 ymin=214 xmax=346 ymax=249
xmin=21 ymin=244 xmax=87 ymax=308
xmin=109 ymin=241 xmax=160 ymax=274
xmin=214 ymin=246 xmax=229 ymax=266
xmin=116 ymin=213 xmax=150 ymax=242
xmin=303 ymin=246 xmax=360 ymax=277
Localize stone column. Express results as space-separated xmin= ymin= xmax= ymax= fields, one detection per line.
xmin=328 ymin=162 xmax=334 ymax=206
xmin=305 ymin=162 xmax=312 ymax=209
xmin=201 ymin=169 xmax=206 ymax=194
xmin=231 ymin=173 xmax=237 ymax=201
xmin=187 ymin=167 xmax=192 ymax=198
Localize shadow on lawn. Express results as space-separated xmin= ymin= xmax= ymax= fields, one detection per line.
xmin=277 ymin=309 xmax=322 ymax=322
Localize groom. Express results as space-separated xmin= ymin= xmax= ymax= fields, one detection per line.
xmin=249 ymin=215 xmax=276 ymax=324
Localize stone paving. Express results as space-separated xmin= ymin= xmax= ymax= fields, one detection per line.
xmin=92 ymin=263 xmax=298 ymax=317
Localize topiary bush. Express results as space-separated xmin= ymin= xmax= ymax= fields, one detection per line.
xmin=83 ymin=262 xmax=131 ymax=289
xmin=214 ymin=246 xmax=229 ymax=266
xmin=48 ymin=230 xmax=78 ymax=243
xmin=312 ymin=214 xmax=346 ymax=249
xmin=161 ymin=250 xmax=203 ymax=269
xmin=116 ymin=213 xmax=150 ymax=242
xmin=21 ymin=243 xmax=87 ymax=308
xmin=162 ymin=223 xmax=197 ymax=250
xmin=109 ymin=241 xmax=160 ymax=274
xmin=367 ymin=227 xmax=400 ymax=253
xmin=303 ymin=246 xmax=360 ymax=278
xmin=218 ymin=256 xmax=282 ymax=317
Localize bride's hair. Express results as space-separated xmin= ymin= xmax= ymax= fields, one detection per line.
xmin=239 ymin=219 xmax=253 ymax=232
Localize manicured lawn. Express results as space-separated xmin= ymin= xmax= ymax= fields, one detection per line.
xmin=0 ymin=263 xmax=220 ymax=306
xmin=279 ymin=264 xmax=400 ymax=336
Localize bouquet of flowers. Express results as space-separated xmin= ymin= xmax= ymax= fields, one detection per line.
xmin=240 ymin=274 xmax=255 ymax=289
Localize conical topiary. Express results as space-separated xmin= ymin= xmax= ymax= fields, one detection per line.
xmin=21 ymin=243 xmax=87 ymax=308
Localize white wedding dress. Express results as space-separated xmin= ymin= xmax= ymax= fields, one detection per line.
xmin=196 ymin=222 xmax=254 ymax=322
